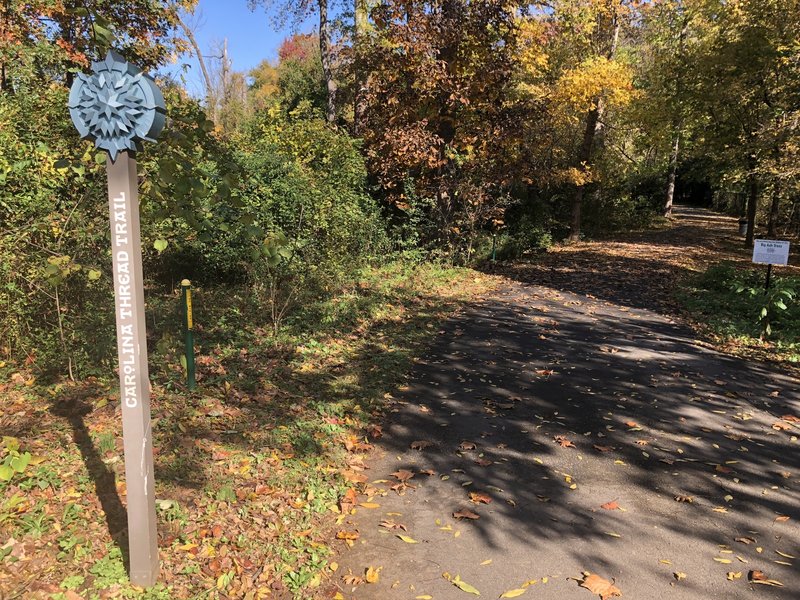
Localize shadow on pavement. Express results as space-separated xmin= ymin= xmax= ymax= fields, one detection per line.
xmin=334 ymin=207 xmax=800 ymax=600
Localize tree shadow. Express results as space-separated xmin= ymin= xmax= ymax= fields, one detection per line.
xmin=49 ymin=385 xmax=130 ymax=574
xmin=331 ymin=207 xmax=800 ymax=598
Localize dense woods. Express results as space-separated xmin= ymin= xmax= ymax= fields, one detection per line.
xmin=2 ymin=0 xmax=799 ymax=373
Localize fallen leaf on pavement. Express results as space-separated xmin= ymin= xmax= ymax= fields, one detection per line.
xmin=726 ymin=572 xmax=742 ymax=580
xmin=454 ymin=508 xmax=481 ymax=520
xmin=749 ymin=570 xmax=783 ymax=586
xmin=459 ymin=441 xmax=477 ymax=451
xmin=342 ymin=572 xmax=364 ymax=585
xmin=555 ymin=435 xmax=575 ymax=448
xmin=500 ymin=589 xmax=527 ymax=598
xmin=594 ymin=445 xmax=613 ymax=452
xmin=365 ymin=566 xmax=380 ymax=583
xmin=600 ymin=500 xmax=620 ymax=510
xmin=380 ymin=519 xmax=407 ymax=531
xmin=674 ymin=495 xmax=694 ymax=503
xmin=470 ymin=492 xmax=492 ymax=504
xmin=446 ymin=573 xmax=481 ymax=595
xmin=339 ymin=488 xmax=357 ymax=514
xmin=343 ymin=470 xmax=368 ymax=483
xmin=774 ymin=515 xmax=790 ymax=523
xmin=411 ymin=440 xmax=434 ymax=450
xmin=397 ymin=534 xmax=419 ymax=544
xmin=578 ymin=573 xmax=622 ymax=599
xmin=392 ymin=469 xmax=415 ymax=482
xmin=674 ymin=572 xmax=686 ymax=581
xmin=734 ymin=537 xmax=755 ymax=545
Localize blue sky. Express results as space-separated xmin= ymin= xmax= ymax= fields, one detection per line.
xmin=169 ymin=0 xmax=315 ymax=97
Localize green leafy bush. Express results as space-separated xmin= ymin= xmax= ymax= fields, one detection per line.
xmin=681 ymin=262 xmax=800 ymax=360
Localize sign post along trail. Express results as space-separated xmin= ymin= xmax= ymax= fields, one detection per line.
xmin=68 ymin=51 xmax=166 ymax=587
xmin=752 ymin=239 xmax=791 ymax=292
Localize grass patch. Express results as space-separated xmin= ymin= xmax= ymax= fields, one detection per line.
xmin=679 ymin=261 xmax=800 ymax=363
xmin=0 ymin=262 xmax=496 ymax=599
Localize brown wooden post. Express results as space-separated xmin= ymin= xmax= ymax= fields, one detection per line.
xmin=107 ymin=152 xmax=159 ymax=586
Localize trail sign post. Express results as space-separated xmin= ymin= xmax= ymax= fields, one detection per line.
xmin=752 ymin=239 xmax=791 ymax=292
xmin=181 ymin=279 xmax=196 ymax=390
xmin=68 ymin=51 xmax=166 ymax=587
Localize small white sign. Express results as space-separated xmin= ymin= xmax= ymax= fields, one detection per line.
xmin=752 ymin=239 xmax=790 ymax=266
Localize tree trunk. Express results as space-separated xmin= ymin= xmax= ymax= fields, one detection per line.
xmin=568 ymin=5 xmax=620 ymax=242
xmin=434 ymin=0 xmax=460 ymax=249
xmin=177 ymin=16 xmax=215 ymax=121
xmin=745 ymin=168 xmax=758 ymax=248
xmin=664 ymin=130 xmax=680 ymax=217
xmin=768 ymin=182 xmax=780 ymax=237
xmin=353 ymin=0 xmax=368 ymax=135
xmin=569 ymin=103 xmax=602 ymax=242
xmin=319 ymin=0 xmax=337 ymax=124
xmin=664 ymin=14 xmax=689 ymax=218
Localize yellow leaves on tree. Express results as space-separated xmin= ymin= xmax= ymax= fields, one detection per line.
xmin=516 ymin=17 xmax=550 ymax=99
xmin=553 ymin=56 xmax=636 ymax=118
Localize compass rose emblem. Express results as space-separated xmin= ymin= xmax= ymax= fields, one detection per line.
xmin=68 ymin=51 xmax=166 ymax=160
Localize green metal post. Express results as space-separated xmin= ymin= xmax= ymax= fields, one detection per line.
xmin=181 ymin=279 xmax=196 ymax=390
xmin=491 ymin=233 xmax=497 ymax=262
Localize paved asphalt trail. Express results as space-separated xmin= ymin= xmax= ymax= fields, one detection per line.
xmin=334 ymin=208 xmax=800 ymax=600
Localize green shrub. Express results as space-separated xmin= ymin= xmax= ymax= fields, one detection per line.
xmin=681 ymin=262 xmax=800 ymax=360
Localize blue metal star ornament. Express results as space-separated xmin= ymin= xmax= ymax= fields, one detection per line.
xmin=68 ymin=51 xmax=166 ymax=161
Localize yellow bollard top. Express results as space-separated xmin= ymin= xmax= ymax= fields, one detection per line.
xmin=181 ymin=279 xmax=191 ymax=287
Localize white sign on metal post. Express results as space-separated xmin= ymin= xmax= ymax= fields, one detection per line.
xmin=752 ymin=239 xmax=790 ymax=266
